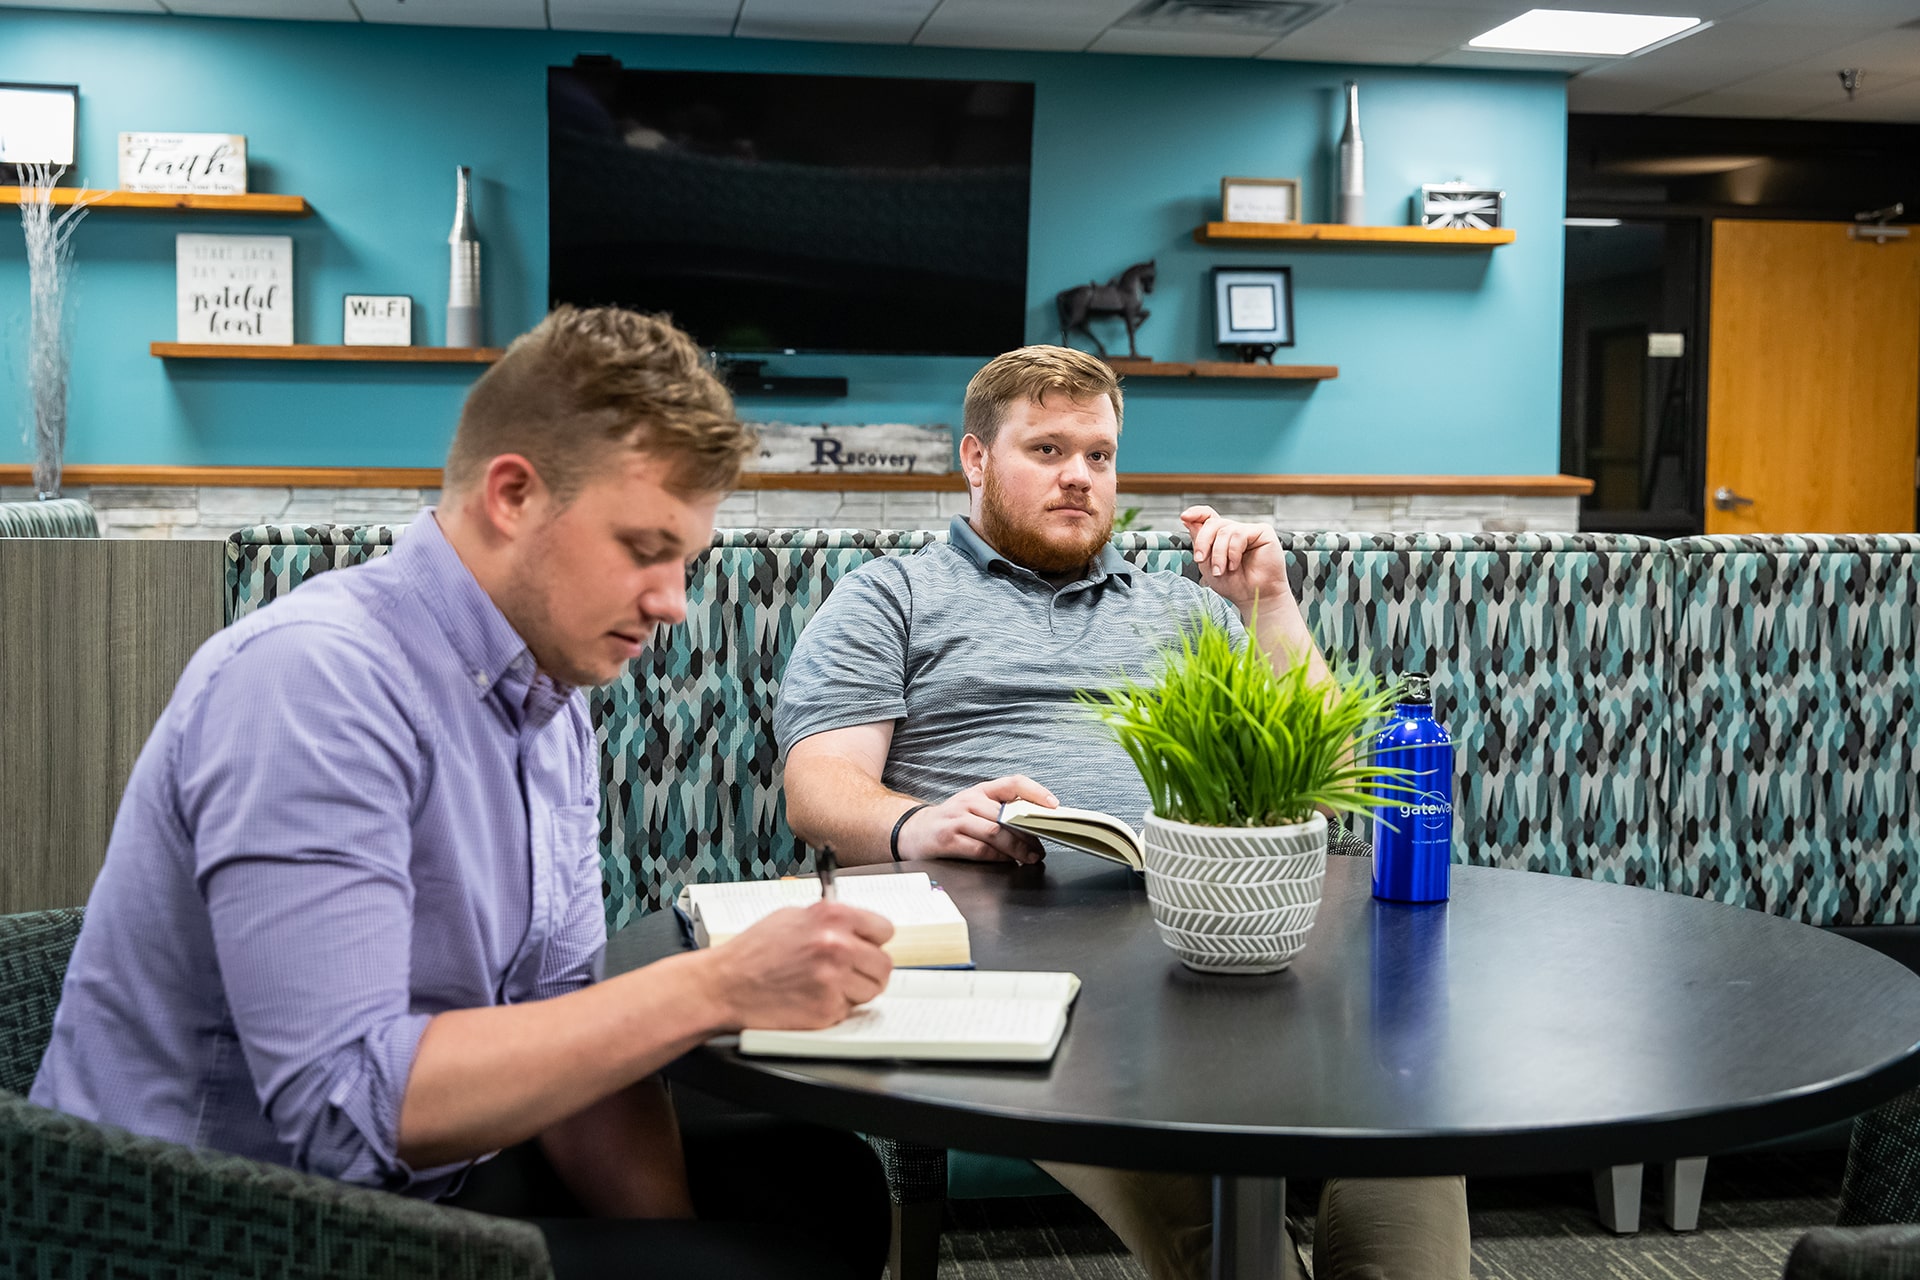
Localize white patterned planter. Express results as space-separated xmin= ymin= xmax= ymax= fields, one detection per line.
xmin=1141 ymin=811 xmax=1329 ymax=974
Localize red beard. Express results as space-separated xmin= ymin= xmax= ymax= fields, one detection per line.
xmin=978 ymin=465 xmax=1115 ymax=576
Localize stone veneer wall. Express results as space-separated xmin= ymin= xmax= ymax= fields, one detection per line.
xmin=3 ymin=484 xmax=1580 ymax=539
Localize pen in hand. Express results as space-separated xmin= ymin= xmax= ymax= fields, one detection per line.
xmin=817 ymin=843 xmax=838 ymax=902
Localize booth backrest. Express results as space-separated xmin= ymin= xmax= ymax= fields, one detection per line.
xmin=1668 ymin=535 xmax=1920 ymax=924
xmin=227 ymin=526 xmax=1704 ymax=929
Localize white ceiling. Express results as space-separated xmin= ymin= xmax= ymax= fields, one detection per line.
xmin=9 ymin=0 xmax=1920 ymax=121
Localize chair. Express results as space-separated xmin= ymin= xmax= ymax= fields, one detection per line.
xmin=0 ymin=497 xmax=99 ymax=538
xmin=0 ymin=908 xmax=555 ymax=1279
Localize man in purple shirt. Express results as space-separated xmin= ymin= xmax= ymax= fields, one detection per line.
xmin=33 ymin=306 xmax=894 ymax=1279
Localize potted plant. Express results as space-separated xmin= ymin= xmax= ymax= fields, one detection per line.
xmin=1083 ymin=614 xmax=1409 ymax=974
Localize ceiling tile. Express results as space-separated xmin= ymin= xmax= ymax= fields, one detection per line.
xmin=915 ymin=0 xmax=1132 ymax=51
xmin=1657 ymin=84 xmax=1846 ymax=116
xmin=1258 ymin=38 xmax=1440 ymax=64
xmin=1274 ymin=3 xmax=1525 ymax=47
xmin=353 ymin=0 xmax=545 ymax=28
xmin=1796 ymin=75 xmax=1920 ymax=121
xmin=735 ymin=0 xmax=937 ymax=43
xmin=1085 ymin=27 xmax=1281 ymax=57
xmin=1566 ymin=75 xmax=1698 ymax=113
xmin=1590 ymin=19 xmax=1871 ymax=83
xmin=0 ymin=0 xmax=163 ymax=10
xmin=1733 ymin=0 xmax=1920 ymax=25
xmin=1423 ymin=47 xmax=1608 ymax=73
xmin=548 ymin=0 xmax=739 ymax=36
xmin=163 ymin=0 xmax=357 ymax=15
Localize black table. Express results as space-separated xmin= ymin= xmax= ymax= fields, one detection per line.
xmin=609 ymin=855 xmax=1920 ymax=1276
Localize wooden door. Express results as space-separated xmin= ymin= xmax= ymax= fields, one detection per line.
xmin=1706 ymin=219 xmax=1920 ymax=533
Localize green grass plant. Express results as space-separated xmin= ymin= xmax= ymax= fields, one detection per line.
xmin=1081 ymin=612 xmax=1413 ymax=829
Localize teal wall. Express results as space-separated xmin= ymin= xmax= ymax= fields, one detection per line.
xmin=0 ymin=10 xmax=1567 ymax=474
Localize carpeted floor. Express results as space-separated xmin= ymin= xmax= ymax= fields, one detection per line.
xmin=935 ymin=1150 xmax=1844 ymax=1279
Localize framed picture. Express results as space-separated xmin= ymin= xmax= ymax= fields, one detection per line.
xmin=1418 ymin=183 xmax=1505 ymax=229
xmin=1221 ymin=177 xmax=1301 ymax=225
xmin=1213 ymin=267 xmax=1294 ymax=348
xmin=0 ymin=83 xmax=79 ymax=180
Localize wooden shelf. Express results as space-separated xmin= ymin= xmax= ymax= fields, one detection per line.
xmin=152 ymin=343 xmax=502 ymax=363
xmin=1106 ymin=358 xmax=1337 ymax=381
xmin=1 ymin=188 xmax=311 ymax=215
xmin=0 ymin=463 xmax=1593 ymax=498
xmin=1194 ymin=222 xmax=1515 ymax=248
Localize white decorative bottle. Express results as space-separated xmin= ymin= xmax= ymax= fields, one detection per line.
xmin=1338 ymin=81 xmax=1365 ymax=225
xmin=446 ymin=165 xmax=483 ymax=348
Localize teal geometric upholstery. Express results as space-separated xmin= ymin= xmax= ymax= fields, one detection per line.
xmin=1668 ymin=536 xmax=1920 ymax=924
xmin=224 ymin=525 xmax=1920 ymax=928
xmin=0 ymin=906 xmax=554 ymax=1279
xmin=1291 ymin=533 xmax=1672 ymax=888
xmin=0 ymin=497 xmax=99 ymax=537
xmin=1841 ymin=1086 xmax=1920 ymax=1226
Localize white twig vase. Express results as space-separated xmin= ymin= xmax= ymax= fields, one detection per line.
xmin=1141 ymin=811 xmax=1329 ymax=974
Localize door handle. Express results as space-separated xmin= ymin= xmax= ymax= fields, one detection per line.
xmin=1712 ymin=486 xmax=1755 ymax=511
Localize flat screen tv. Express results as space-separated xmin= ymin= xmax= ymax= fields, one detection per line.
xmin=548 ymin=64 xmax=1034 ymax=358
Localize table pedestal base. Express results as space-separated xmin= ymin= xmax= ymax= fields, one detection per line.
xmin=1212 ymin=1175 xmax=1289 ymax=1280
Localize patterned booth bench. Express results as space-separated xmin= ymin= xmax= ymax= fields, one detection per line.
xmin=0 ymin=497 xmax=99 ymax=538
xmin=224 ymin=525 xmax=1920 ymax=1259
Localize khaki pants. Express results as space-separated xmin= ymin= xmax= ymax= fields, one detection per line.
xmin=1038 ymin=1161 xmax=1469 ymax=1280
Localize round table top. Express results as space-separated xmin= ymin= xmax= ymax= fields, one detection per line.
xmin=607 ymin=855 xmax=1920 ymax=1178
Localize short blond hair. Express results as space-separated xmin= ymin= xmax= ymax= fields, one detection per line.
xmin=962 ymin=345 xmax=1124 ymax=447
xmin=445 ymin=305 xmax=753 ymax=501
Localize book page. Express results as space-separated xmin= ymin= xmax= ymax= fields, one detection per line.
xmin=999 ymin=801 xmax=1144 ymax=867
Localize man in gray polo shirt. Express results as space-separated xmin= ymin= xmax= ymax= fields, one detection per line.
xmin=775 ymin=345 xmax=1469 ymax=1280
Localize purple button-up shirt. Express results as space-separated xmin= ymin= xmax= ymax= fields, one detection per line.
xmin=32 ymin=512 xmax=605 ymax=1198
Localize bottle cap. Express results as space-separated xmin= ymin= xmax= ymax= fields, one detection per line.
xmin=1399 ymin=673 xmax=1432 ymax=705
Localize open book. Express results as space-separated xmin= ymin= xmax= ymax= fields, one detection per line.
xmin=998 ymin=800 xmax=1144 ymax=871
xmin=677 ymin=872 xmax=971 ymax=968
xmin=739 ymin=969 xmax=1082 ymax=1062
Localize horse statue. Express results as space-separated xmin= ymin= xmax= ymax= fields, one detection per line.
xmin=1056 ymin=260 xmax=1156 ymax=359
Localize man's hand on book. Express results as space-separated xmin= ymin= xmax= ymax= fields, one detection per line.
xmin=702 ymin=903 xmax=895 ymax=1030
xmin=900 ymin=776 xmax=1055 ymax=864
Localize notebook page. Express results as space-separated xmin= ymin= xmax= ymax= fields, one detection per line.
xmin=687 ymin=873 xmax=949 ymax=938
xmin=781 ymin=996 xmax=1064 ymax=1046
xmin=883 ymin=970 xmax=1080 ymax=1003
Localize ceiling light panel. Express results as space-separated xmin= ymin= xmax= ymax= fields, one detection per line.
xmin=1469 ymin=9 xmax=1705 ymax=57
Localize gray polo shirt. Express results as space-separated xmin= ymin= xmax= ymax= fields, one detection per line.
xmin=775 ymin=516 xmax=1245 ymax=828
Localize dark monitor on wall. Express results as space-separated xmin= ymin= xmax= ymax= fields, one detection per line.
xmin=548 ymin=63 xmax=1035 ymax=358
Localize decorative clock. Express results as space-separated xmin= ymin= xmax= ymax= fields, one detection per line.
xmin=1418 ymin=183 xmax=1505 ymax=230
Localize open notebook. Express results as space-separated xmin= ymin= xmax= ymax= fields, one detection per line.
xmin=677 ymin=872 xmax=971 ymax=968
xmin=739 ymin=969 xmax=1082 ymax=1063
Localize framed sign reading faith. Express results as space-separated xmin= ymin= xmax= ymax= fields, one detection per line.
xmin=0 ymin=82 xmax=78 ymax=179
xmin=1213 ymin=267 xmax=1295 ymax=356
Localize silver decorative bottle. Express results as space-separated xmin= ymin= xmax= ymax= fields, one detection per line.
xmin=446 ymin=165 xmax=483 ymax=348
xmin=1338 ymin=80 xmax=1365 ymax=225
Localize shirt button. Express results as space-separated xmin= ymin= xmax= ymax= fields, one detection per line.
xmin=473 ymin=671 xmax=488 ymax=688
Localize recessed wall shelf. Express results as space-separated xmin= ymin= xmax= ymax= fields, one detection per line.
xmin=152 ymin=343 xmax=502 ymax=363
xmin=1193 ymin=222 xmax=1514 ymax=248
xmin=2 ymin=188 xmax=312 ymax=216
xmin=1105 ymin=358 xmax=1338 ymax=381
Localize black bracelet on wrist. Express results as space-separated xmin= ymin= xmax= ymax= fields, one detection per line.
xmin=890 ymin=803 xmax=930 ymax=863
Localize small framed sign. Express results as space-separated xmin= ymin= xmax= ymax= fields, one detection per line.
xmin=344 ymin=294 xmax=412 ymax=346
xmin=119 ymin=132 xmax=247 ymax=194
xmin=1221 ymin=177 xmax=1301 ymax=225
xmin=1418 ymin=183 xmax=1505 ymax=229
xmin=0 ymin=83 xmax=78 ymax=179
xmin=1213 ymin=267 xmax=1295 ymax=348
xmin=177 ymin=233 xmax=293 ymax=345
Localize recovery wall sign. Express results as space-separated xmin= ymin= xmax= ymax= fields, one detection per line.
xmin=748 ymin=423 xmax=953 ymax=475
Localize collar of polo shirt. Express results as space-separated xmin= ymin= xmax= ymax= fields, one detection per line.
xmin=946 ymin=514 xmax=1134 ymax=589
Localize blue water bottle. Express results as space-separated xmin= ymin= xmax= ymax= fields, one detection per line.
xmin=1372 ymin=673 xmax=1454 ymax=903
